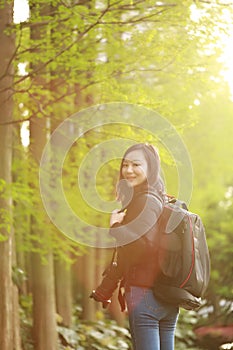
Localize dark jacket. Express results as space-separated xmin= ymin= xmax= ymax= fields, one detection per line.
xmin=97 ymin=190 xmax=164 ymax=299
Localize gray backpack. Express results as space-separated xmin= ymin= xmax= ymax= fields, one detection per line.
xmin=153 ymin=199 xmax=211 ymax=310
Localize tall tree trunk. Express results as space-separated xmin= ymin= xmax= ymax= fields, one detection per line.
xmin=31 ymin=250 xmax=57 ymax=349
xmin=12 ymin=236 xmax=23 ymax=350
xmin=13 ymin=125 xmax=29 ymax=297
xmin=29 ymin=95 xmax=58 ymax=350
xmin=0 ymin=1 xmax=18 ymax=349
xmin=29 ymin=2 xmax=58 ymax=349
xmin=50 ymin=39 xmax=73 ymax=327
xmin=30 ymin=115 xmax=58 ymax=350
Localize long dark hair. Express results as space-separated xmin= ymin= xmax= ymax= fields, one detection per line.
xmin=116 ymin=143 xmax=165 ymax=205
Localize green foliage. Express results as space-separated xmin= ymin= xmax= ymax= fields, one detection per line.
xmin=175 ymin=309 xmax=199 ymax=350
xmin=19 ymin=300 xmax=206 ymax=350
xmin=13 ymin=0 xmax=232 ymax=118
xmin=0 ymin=178 xmax=12 ymax=240
xmin=0 ymin=208 xmax=12 ymax=241
xmin=19 ymin=295 xmax=132 ymax=350
xmin=205 ymin=188 xmax=233 ymax=303
xmin=67 ymin=320 xmax=131 ymax=350
xmin=12 ymin=266 xmax=27 ymax=289
xmin=19 ymin=294 xmax=34 ymax=350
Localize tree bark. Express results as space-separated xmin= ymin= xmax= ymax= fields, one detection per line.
xmin=54 ymin=258 xmax=72 ymax=327
xmin=82 ymin=248 xmax=96 ymax=320
xmin=31 ymin=250 xmax=57 ymax=350
xmin=12 ymin=236 xmax=23 ymax=350
xmin=0 ymin=1 xmax=17 ymax=349
xmin=29 ymin=96 xmax=58 ymax=350
xmin=29 ymin=2 xmax=58 ymax=349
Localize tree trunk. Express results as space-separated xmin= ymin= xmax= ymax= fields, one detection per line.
xmin=0 ymin=1 xmax=18 ymax=349
xmin=29 ymin=2 xmax=58 ymax=349
xmin=13 ymin=125 xmax=30 ymax=296
xmin=29 ymin=109 xmax=58 ymax=350
xmin=12 ymin=236 xmax=23 ymax=350
xmin=31 ymin=250 xmax=57 ymax=350
xmin=54 ymin=258 xmax=72 ymax=327
xmin=82 ymin=248 xmax=96 ymax=320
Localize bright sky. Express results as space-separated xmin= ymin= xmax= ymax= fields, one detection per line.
xmin=13 ymin=0 xmax=29 ymax=24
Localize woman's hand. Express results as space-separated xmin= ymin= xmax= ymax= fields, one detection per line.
xmin=110 ymin=209 xmax=127 ymax=227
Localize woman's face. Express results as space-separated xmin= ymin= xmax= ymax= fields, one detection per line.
xmin=121 ymin=149 xmax=148 ymax=188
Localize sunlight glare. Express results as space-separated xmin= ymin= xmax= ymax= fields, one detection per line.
xmin=218 ymin=15 xmax=233 ymax=101
xmin=190 ymin=4 xmax=233 ymax=101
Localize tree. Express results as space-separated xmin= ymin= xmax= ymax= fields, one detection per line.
xmin=28 ymin=2 xmax=58 ymax=349
xmin=0 ymin=1 xmax=21 ymax=349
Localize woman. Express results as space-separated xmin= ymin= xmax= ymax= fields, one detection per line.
xmin=91 ymin=143 xmax=179 ymax=350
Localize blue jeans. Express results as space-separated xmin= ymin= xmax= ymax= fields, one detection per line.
xmin=125 ymin=286 xmax=179 ymax=350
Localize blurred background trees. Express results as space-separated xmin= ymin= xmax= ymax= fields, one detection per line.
xmin=0 ymin=0 xmax=232 ymax=349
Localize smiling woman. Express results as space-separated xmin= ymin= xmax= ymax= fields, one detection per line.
xmin=121 ymin=150 xmax=148 ymax=188
xmin=91 ymin=143 xmax=180 ymax=350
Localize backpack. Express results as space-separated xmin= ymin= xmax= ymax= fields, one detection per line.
xmin=153 ymin=198 xmax=210 ymax=310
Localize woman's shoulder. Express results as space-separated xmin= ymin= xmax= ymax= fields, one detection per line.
xmin=134 ymin=190 xmax=163 ymax=205
xmin=127 ymin=190 xmax=163 ymax=215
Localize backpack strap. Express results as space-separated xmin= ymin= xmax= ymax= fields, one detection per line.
xmin=168 ymin=196 xmax=188 ymax=211
xmin=118 ymin=279 xmax=126 ymax=312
